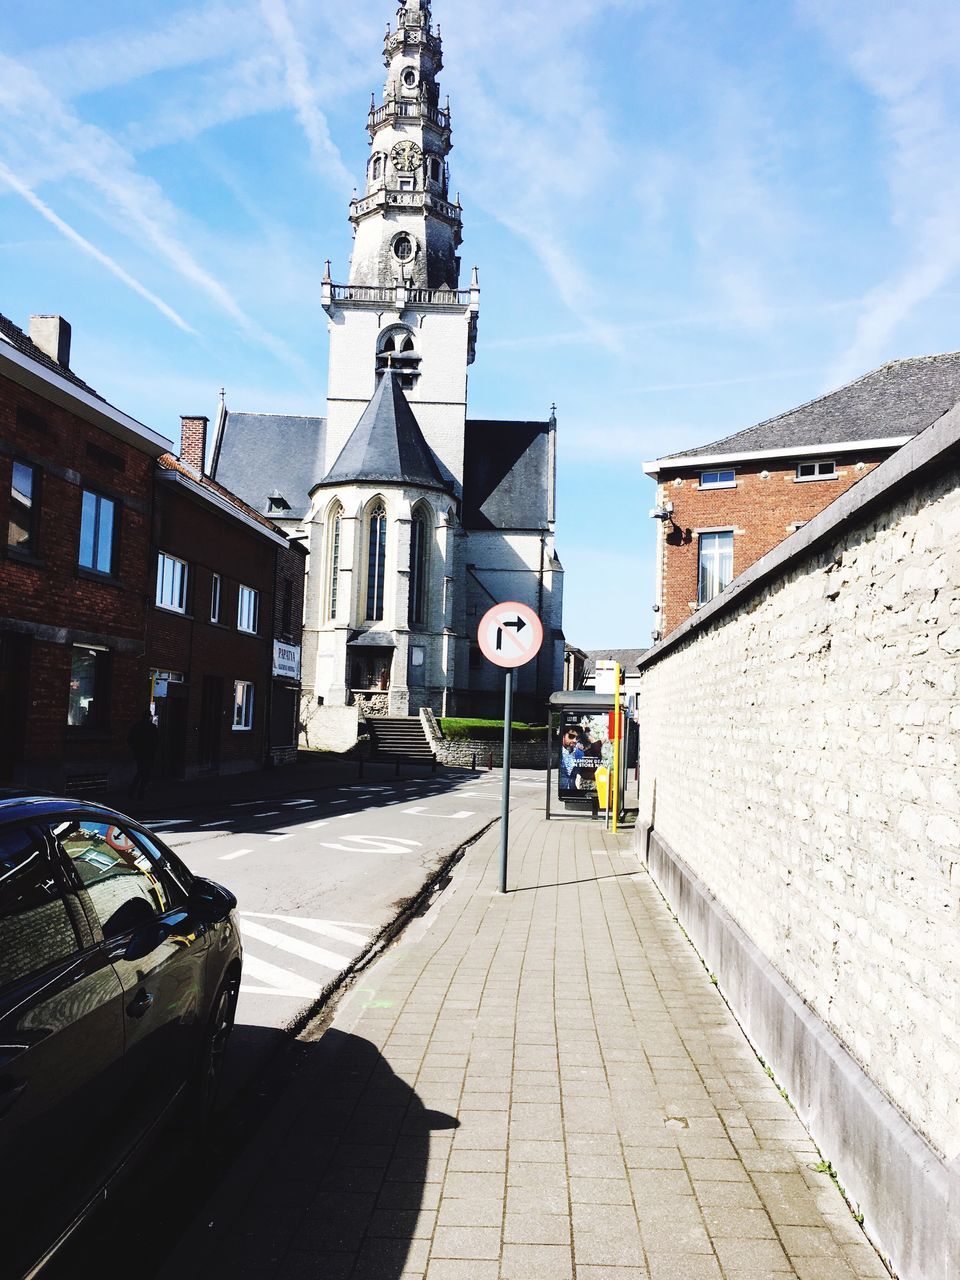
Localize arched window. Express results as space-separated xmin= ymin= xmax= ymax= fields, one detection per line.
xmin=394 ymin=234 xmax=414 ymax=262
xmin=326 ymin=503 xmax=343 ymax=621
xmin=409 ymin=507 xmax=429 ymax=626
xmin=376 ymin=326 xmax=421 ymax=389
xmin=366 ymin=502 xmax=387 ymax=621
xmin=371 ymin=155 xmax=382 ymax=182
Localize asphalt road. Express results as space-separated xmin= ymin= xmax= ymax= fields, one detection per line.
xmin=40 ymin=767 xmax=548 ymax=1280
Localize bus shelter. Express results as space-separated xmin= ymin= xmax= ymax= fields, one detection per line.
xmin=544 ymin=691 xmax=637 ymax=822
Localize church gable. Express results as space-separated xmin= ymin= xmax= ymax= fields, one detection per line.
xmin=462 ymin=419 xmax=552 ymax=531
xmin=212 ymin=410 xmax=326 ymax=519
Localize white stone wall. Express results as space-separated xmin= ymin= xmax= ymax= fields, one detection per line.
xmin=637 ymin=462 xmax=960 ymax=1160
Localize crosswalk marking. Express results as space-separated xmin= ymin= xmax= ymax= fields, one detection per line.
xmin=239 ymin=918 xmax=353 ymax=969
xmin=402 ymin=807 xmax=475 ymax=819
xmin=240 ymin=954 xmax=324 ymax=999
xmin=241 ymin=913 xmax=370 ymax=947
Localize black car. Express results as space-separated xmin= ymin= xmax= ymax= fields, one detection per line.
xmin=0 ymin=797 xmax=242 ymax=1280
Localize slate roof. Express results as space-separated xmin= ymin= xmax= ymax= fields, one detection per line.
xmin=583 ymin=648 xmax=649 ymax=674
xmin=0 ymin=312 xmax=106 ymax=402
xmin=462 ymin=418 xmax=552 ymax=531
xmin=211 ymin=410 xmax=327 ymax=519
xmin=320 ymin=372 xmax=453 ymax=493
xmin=654 ymin=352 xmax=960 ymax=465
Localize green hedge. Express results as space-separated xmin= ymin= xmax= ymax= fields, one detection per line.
xmin=440 ymin=717 xmax=547 ymax=743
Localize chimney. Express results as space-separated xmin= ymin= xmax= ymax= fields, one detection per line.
xmin=29 ymin=315 xmax=72 ymax=369
xmin=180 ymin=416 xmax=209 ymax=476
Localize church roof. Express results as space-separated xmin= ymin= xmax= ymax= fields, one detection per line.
xmin=211 ymin=410 xmax=326 ymax=519
xmin=463 ymin=419 xmax=553 ymax=530
xmin=320 ymin=372 xmax=453 ymax=493
xmin=650 ymin=351 xmax=960 ymax=468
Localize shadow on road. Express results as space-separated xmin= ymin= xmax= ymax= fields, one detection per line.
xmin=43 ymin=1028 xmax=455 ymax=1280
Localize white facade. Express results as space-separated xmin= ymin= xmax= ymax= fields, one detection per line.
xmin=300 ymin=0 xmax=563 ymax=743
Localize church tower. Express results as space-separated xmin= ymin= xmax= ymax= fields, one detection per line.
xmin=321 ymin=0 xmax=479 ymax=486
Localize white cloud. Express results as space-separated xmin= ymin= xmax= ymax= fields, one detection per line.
xmin=800 ymin=0 xmax=960 ymax=381
xmin=258 ymin=0 xmax=355 ymax=192
xmin=0 ymin=50 xmax=306 ymax=373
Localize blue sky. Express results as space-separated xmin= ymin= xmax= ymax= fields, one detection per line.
xmin=2 ymin=0 xmax=959 ymax=649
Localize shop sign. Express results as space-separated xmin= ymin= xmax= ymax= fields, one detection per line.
xmin=273 ymin=641 xmax=301 ymax=680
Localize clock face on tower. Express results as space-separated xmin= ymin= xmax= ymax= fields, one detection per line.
xmin=391 ymin=140 xmax=423 ymax=172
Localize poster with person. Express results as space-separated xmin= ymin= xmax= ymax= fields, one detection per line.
xmin=558 ymin=711 xmax=613 ymax=800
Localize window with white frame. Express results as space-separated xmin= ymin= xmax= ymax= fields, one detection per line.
xmin=698 ymin=531 xmax=734 ymax=605
xmin=156 ymin=552 xmax=188 ymax=613
xmin=232 ymin=681 xmax=254 ymax=731
xmin=699 ymin=469 xmax=736 ymax=489
xmin=237 ymin=585 xmax=259 ymax=634
xmin=796 ymin=460 xmax=836 ymax=481
xmin=211 ymin=573 xmax=221 ymax=623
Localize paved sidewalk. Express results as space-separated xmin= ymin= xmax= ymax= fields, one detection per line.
xmin=166 ymin=804 xmax=887 ymax=1280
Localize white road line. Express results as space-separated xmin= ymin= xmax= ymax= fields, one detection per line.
xmin=220 ymin=849 xmax=253 ymax=861
xmin=230 ymin=801 xmax=262 ymax=808
xmin=253 ymin=810 xmax=280 ymax=818
xmin=330 ymin=800 xmax=349 ymax=805
xmin=401 ymin=807 xmax=475 ymax=819
xmin=239 ymin=919 xmax=352 ymax=969
xmin=281 ymin=800 xmax=316 ymax=807
xmin=307 ymin=821 xmax=329 ymax=830
xmin=241 ymin=913 xmax=370 ymax=947
xmin=200 ymin=819 xmax=231 ymax=829
xmin=318 ymin=835 xmax=422 ymax=854
xmin=144 ymin=818 xmax=189 ymax=828
xmin=269 ymin=833 xmax=293 ymax=843
xmin=240 ymin=954 xmax=323 ymax=999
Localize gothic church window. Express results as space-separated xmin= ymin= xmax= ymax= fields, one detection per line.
xmin=327 ymin=504 xmax=343 ymax=621
xmin=366 ymin=502 xmax=387 ymax=621
xmin=409 ymin=506 xmax=429 ymax=626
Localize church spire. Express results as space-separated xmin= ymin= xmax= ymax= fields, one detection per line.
xmin=347 ymin=0 xmax=462 ymax=290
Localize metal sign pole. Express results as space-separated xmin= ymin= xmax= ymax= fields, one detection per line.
xmin=499 ymin=666 xmax=515 ymax=894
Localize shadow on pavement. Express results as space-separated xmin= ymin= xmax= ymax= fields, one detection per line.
xmin=44 ymin=1027 xmax=455 ymax=1280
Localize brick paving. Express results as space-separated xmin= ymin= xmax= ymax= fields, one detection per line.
xmin=168 ymin=802 xmax=888 ymax=1280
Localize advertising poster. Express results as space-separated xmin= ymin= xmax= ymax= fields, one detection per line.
xmin=558 ymin=710 xmax=614 ymax=801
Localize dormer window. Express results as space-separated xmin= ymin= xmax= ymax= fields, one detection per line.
xmin=376 ymin=326 xmax=421 ymax=390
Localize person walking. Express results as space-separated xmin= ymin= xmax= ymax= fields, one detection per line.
xmin=127 ymin=710 xmax=159 ymax=801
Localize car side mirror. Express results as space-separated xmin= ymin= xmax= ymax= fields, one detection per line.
xmin=189 ymin=877 xmax=237 ymax=925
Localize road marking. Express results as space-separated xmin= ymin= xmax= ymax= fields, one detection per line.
xmin=241 ymin=913 xmax=370 ymax=947
xmin=402 ymin=807 xmax=475 ymax=819
xmin=240 ymin=954 xmax=324 ymax=999
xmin=318 ymin=835 xmax=423 ymax=855
xmin=269 ymin=833 xmax=293 ymax=843
xmin=239 ymin=918 xmax=352 ymax=969
xmin=231 ymin=801 xmax=262 ymax=808
xmin=331 ymin=800 xmax=349 ymax=805
xmin=307 ymin=821 xmax=329 ymax=830
xmin=253 ymin=810 xmax=280 ymax=818
xmin=200 ymin=819 xmax=231 ymax=829
xmin=282 ymin=799 xmax=316 ymax=808
xmin=144 ymin=818 xmax=189 ymax=828
xmin=220 ymin=848 xmax=253 ymax=861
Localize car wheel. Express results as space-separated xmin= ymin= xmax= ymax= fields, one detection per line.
xmin=196 ymin=976 xmax=237 ymax=1118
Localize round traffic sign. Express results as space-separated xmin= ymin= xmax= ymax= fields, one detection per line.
xmin=477 ymin=602 xmax=544 ymax=669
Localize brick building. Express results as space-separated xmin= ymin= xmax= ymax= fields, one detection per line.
xmin=147 ymin=416 xmax=303 ymax=779
xmin=645 ymin=352 xmax=960 ymax=639
xmin=0 ymin=312 xmax=172 ymax=791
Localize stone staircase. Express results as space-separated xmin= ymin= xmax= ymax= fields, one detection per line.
xmin=366 ymin=716 xmax=435 ymax=763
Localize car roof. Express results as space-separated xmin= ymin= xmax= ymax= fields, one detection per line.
xmin=0 ymin=795 xmax=127 ymax=823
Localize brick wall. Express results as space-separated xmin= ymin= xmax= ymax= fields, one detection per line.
xmin=148 ymin=476 xmax=277 ymax=776
xmin=0 ymin=369 xmax=154 ymax=787
xmin=635 ymin=416 xmax=960 ymax=1280
xmin=657 ymin=453 xmax=888 ymax=636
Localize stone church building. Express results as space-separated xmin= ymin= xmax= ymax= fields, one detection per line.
xmin=210 ymin=0 xmax=564 ymax=748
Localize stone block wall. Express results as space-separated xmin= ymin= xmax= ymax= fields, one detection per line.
xmin=420 ymin=708 xmax=548 ymax=768
xmin=635 ymin=410 xmax=960 ymax=1280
